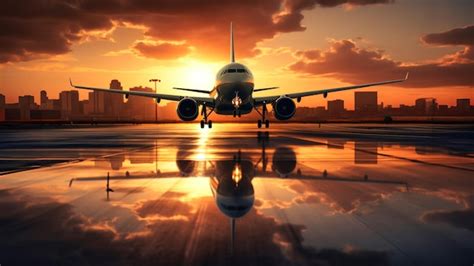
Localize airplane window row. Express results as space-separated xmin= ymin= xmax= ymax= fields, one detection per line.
xmin=222 ymin=69 xmax=247 ymax=75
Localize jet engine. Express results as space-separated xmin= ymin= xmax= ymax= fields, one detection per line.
xmin=273 ymin=96 xmax=296 ymax=120
xmin=177 ymin=98 xmax=199 ymax=121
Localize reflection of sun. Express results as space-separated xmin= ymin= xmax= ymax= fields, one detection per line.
xmin=195 ymin=127 xmax=210 ymax=161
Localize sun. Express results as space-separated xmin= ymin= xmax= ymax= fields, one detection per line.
xmin=179 ymin=60 xmax=221 ymax=90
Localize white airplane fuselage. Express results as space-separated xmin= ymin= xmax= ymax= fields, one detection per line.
xmin=212 ymin=62 xmax=254 ymax=115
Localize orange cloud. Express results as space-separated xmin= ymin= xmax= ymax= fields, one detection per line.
xmin=0 ymin=0 xmax=393 ymax=63
xmin=289 ymin=26 xmax=474 ymax=88
xmin=133 ymin=41 xmax=190 ymax=60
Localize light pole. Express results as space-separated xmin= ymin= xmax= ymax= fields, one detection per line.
xmin=149 ymin=78 xmax=161 ymax=122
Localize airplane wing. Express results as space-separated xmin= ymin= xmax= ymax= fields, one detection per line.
xmin=173 ymin=87 xmax=212 ymax=94
xmin=70 ymin=79 xmax=214 ymax=106
xmin=254 ymin=73 xmax=409 ymax=104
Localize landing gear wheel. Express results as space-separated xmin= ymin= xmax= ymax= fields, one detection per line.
xmin=208 ymin=120 xmax=213 ymax=128
xmin=200 ymin=120 xmax=205 ymax=129
xmin=265 ymin=119 xmax=270 ymax=128
xmin=257 ymin=120 xmax=262 ymax=128
xmin=238 ymin=111 xmax=241 ymax=117
xmin=233 ymin=110 xmax=236 ymax=117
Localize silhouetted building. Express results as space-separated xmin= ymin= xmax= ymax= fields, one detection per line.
xmin=40 ymin=90 xmax=48 ymax=105
xmin=0 ymin=93 xmax=5 ymax=108
xmin=19 ymin=95 xmax=35 ymax=120
xmin=0 ymin=93 xmax=4 ymax=121
xmin=355 ymin=92 xmax=377 ymax=113
xmin=84 ymin=91 xmax=105 ymax=115
xmin=59 ymin=90 xmax=80 ymax=119
xmin=456 ymin=98 xmax=470 ymax=113
xmin=106 ymin=79 xmax=124 ymax=119
xmin=415 ymin=98 xmax=437 ymax=115
xmin=127 ymin=87 xmax=154 ymax=120
xmin=327 ymin=99 xmax=344 ymax=115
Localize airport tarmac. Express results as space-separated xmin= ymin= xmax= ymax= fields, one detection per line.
xmin=0 ymin=123 xmax=473 ymax=265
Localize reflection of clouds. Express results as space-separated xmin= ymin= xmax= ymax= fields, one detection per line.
xmin=422 ymin=195 xmax=474 ymax=232
xmin=0 ymin=189 xmax=389 ymax=265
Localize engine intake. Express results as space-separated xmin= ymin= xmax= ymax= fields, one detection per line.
xmin=273 ymin=96 xmax=296 ymax=120
xmin=177 ymin=98 xmax=198 ymax=121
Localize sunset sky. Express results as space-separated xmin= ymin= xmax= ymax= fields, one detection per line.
xmin=0 ymin=0 xmax=473 ymax=109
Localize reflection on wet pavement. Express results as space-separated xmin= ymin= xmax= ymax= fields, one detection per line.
xmin=0 ymin=124 xmax=473 ymax=265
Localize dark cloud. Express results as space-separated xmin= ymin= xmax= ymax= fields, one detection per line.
xmin=422 ymin=195 xmax=474 ymax=232
xmin=422 ymin=25 xmax=474 ymax=46
xmin=289 ymin=35 xmax=474 ymax=88
xmin=0 ymin=0 xmax=393 ymax=63
xmin=133 ymin=41 xmax=190 ymax=59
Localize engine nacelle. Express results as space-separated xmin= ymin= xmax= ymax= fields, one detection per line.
xmin=177 ymin=98 xmax=199 ymax=121
xmin=273 ymin=96 xmax=296 ymax=120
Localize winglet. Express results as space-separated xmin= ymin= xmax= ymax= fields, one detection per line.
xmin=230 ymin=22 xmax=235 ymax=63
xmin=405 ymin=72 xmax=409 ymax=81
xmin=69 ymin=78 xmax=74 ymax=87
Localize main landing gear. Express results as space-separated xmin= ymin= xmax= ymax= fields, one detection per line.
xmin=255 ymin=103 xmax=270 ymax=128
xmin=200 ymin=104 xmax=214 ymax=129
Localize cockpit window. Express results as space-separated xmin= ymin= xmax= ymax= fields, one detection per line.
xmin=228 ymin=69 xmax=237 ymax=73
xmin=237 ymin=69 xmax=246 ymax=73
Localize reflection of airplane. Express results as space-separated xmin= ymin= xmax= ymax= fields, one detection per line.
xmin=69 ymin=134 xmax=408 ymax=251
xmin=70 ymin=23 xmax=408 ymax=129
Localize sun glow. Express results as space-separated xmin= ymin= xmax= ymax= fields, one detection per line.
xmin=178 ymin=60 xmax=221 ymax=90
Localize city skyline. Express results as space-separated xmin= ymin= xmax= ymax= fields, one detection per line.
xmin=0 ymin=0 xmax=473 ymax=108
xmin=1 ymin=79 xmax=471 ymax=122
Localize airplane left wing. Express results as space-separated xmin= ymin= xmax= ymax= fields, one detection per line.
xmin=70 ymin=79 xmax=214 ymax=106
xmin=254 ymin=72 xmax=409 ymax=104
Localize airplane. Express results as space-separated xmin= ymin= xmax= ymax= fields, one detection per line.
xmin=70 ymin=23 xmax=409 ymax=129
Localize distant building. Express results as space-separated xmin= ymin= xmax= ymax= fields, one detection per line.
xmin=106 ymin=79 xmax=124 ymax=119
xmin=0 ymin=93 xmax=5 ymax=108
xmin=355 ymin=92 xmax=377 ymax=113
xmin=327 ymin=99 xmax=344 ymax=115
xmin=59 ymin=90 xmax=80 ymax=118
xmin=456 ymin=98 xmax=470 ymax=113
xmin=19 ymin=95 xmax=35 ymax=120
xmin=127 ymin=87 xmax=154 ymax=120
xmin=415 ymin=98 xmax=437 ymax=115
xmin=0 ymin=94 xmax=5 ymax=121
xmin=40 ymin=90 xmax=48 ymax=105
xmin=84 ymin=91 xmax=106 ymax=115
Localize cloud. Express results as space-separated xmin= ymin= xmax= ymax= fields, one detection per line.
xmin=421 ymin=195 xmax=474 ymax=232
xmin=422 ymin=25 xmax=474 ymax=46
xmin=289 ymin=27 xmax=474 ymax=88
xmin=133 ymin=41 xmax=190 ymax=60
xmin=0 ymin=0 xmax=393 ymax=63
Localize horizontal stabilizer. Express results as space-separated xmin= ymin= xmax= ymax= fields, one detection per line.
xmin=173 ymin=87 xmax=211 ymax=94
xmin=254 ymin=87 xmax=279 ymax=92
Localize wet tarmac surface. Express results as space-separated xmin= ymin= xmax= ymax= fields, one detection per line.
xmin=0 ymin=123 xmax=473 ymax=265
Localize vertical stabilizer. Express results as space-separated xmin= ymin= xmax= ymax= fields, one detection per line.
xmin=230 ymin=22 xmax=235 ymax=63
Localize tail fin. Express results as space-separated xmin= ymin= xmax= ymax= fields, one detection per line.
xmin=230 ymin=22 xmax=235 ymax=63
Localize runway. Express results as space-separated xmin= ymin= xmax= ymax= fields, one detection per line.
xmin=0 ymin=123 xmax=473 ymax=265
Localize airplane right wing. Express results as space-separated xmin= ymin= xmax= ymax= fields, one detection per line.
xmin=70 ymin=79 xmax=215 ymax=106
xmin=254 ymin=73 xmax=409 ymax=105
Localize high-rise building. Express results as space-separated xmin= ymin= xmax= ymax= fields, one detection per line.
xmin=40 ymin=90 xmax=48 ymax=105
xmin=84 ymin=91 xmax=106 ymax=115
xmin=127 ymin=87 xmax=154 ymax=120
xmin=0 ymin=93 xmax=5 ymax=121
xmin=19 ymin=95 xmax=35 ymax=120
xmin=355 ymin=92 xmax=377 ymax=113
xmin=106 ymin=79 xmax=124 ymax=118
xmin=0 ymin=93 xmax=5 ymax=108
xmin=59 ymin=90 xmax=80 ymax=118
xmin=415 ymin=98 xmax=437 ymax=115
xmin=327 ymin=99 xmax=344 ymax=115
xmin=456 ymin=98 xmax=470 ymax=113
